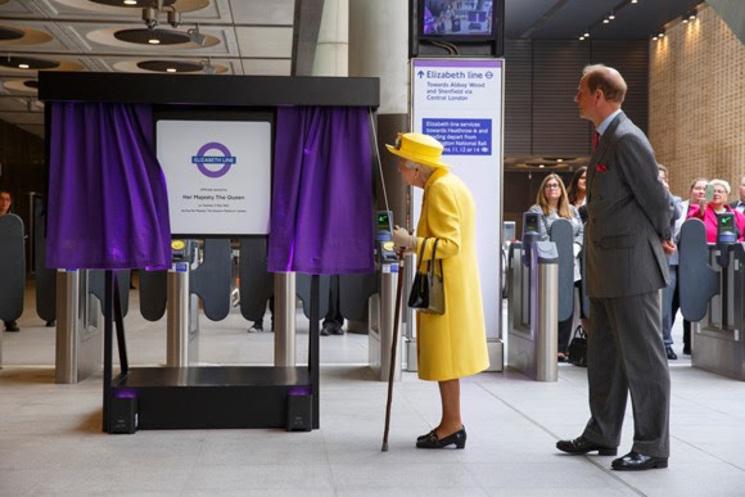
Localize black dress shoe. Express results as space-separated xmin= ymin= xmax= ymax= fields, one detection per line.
xmin=666 ymin=346 xmax=678 ymax=360
xmin=416 ymin=427 xmax=466 ymax=449
xmin=417 ymin=430 xmax=435 ymax=442
xmin=4 ymin=321 xmax=19 ymax=332
xmin=556 ymin=436 xmax=617 ymax=456
xmin=611 ymin=451 xmax=668 ymax=471
xmin=683 ymin=346 xmax=691 ymax=355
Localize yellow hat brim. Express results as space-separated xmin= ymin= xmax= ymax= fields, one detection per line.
xmin=385 ymin=143 xmax=449 ymax=169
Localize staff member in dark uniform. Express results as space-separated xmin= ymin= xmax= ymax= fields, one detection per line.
xmin=556 ymin=64 xmax=674 ymax=471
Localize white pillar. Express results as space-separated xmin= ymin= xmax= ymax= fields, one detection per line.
xmin=312 ymin=0 xmax=348 ymax=77
xmin=349 ymin=0 xmax=408 ymax=114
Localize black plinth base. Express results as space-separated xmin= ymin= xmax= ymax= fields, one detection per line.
xmin=109 ymin=366 xmax=314 ymax=432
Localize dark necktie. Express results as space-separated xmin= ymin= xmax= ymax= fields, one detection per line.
xmin=592 ymin=131 xmax=600 ymax=151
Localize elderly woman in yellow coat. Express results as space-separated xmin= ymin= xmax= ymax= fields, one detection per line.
xmin=387 ymin=132 xmax=489 ymax=449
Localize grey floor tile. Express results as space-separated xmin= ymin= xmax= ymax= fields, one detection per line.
xmin=3 ymin=301 xmax=745 ymax=496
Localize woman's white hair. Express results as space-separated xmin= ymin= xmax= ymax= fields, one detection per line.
xmin=709 ymin=178 xmax=731 ymax=195
xmin=404 ymin=160 xmax=436 ymax=175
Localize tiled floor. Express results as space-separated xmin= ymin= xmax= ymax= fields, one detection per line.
xmin=1 ymin=291 xmax=744 ymax=497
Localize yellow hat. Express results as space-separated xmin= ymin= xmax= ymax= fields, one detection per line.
xmin=385 ymin=132 xmax=449 ymax=169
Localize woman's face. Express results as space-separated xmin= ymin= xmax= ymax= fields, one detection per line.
xmin=691 ymin=181 xmax=707 ymax=203
xmin=397 ymin=160 xmax=420 ymax=187
xmin=711 ymin=184 xmax=728 ymax=208
xmin=544 ymin=178 xmax=562 ymax=202
xmin=577 ymin=172 xmax=587 ymax=192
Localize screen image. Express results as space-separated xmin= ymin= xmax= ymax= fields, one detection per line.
xmin=422 ymin=0 xmax=493 ymax=36
xmin=156 ymin=119 xmax=272 ymax=237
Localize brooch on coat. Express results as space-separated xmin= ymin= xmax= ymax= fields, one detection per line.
xmin=595 ymin=163 xmax=608 ymax=173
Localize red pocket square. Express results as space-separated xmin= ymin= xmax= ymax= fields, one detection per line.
xmin=595 ymin=163 xmax=608 ymax=173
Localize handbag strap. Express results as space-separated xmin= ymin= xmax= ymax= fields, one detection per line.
xmin=416 ymin=237 xmax=428 ymax=272
xmin=428 ymin=239 xmax=439 ymax=278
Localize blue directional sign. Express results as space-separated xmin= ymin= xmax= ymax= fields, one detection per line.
xmin=422 ymin=118 xmax=492 ymax=155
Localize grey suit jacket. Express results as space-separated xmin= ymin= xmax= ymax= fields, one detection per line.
xmin=585 ymin=112 xmax=672 ymax=298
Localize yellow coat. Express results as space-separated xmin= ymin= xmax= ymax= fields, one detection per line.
xmin=414 ymin=167 xmax=489 ymax=381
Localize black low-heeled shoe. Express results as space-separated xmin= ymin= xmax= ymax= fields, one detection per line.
xmin=417 ymin=430 xmax=436 ymax=442
xmin=416 ymin=427 xmax=467 ymax=449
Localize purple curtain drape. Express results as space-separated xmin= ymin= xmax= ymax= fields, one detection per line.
xmin=46 ymin=102 xmax=171 ymax=270
xmin=268 ymin=106 xmax=374 ymax=274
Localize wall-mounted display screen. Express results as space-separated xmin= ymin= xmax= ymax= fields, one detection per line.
xmin=421 ymin=0 xmax=494 ymax=37
xmin=156 ymin=119 xmax=271 ymax=237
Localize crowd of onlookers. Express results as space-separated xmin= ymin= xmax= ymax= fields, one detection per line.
xmin=526 ymin=169 xmax=745 ymax=362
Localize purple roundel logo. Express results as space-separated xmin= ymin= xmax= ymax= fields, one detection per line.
xmin=191 ymin=142 xmax=236 ymax=178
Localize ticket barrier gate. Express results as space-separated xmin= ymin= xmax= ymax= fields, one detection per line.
xmin=166 ymin=239 xmax=200 ymax=367
xmin=679 ymin=216 xmax=745 ymax=380
xmin=55 ymin=270 xmax=130 ymax=383
xmin=507 ymin=215 xmax=574 ymax=381
xmin=0 ymin=214 xmax=25 ymax=369
xmin=368 ymin=211 xmax=402 ymax=381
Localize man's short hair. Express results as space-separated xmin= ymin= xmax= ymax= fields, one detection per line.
xmin=582 ymin=64 xmax=627 ymax=104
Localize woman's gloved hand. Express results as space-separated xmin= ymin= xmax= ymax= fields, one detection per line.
xmin=392 ymin=226 xmax=417 ymax=252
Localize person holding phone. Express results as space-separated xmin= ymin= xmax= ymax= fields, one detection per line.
xmin=686 ymin=179 xmax=745 ymax=243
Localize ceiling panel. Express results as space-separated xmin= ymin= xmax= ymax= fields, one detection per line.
xmin=235 ymin=26 xmax=292 ymax=58
xmin=0 ymin=96 xmax=34 ymax=112
xmin=241 ymin=58 xmax=291 ymax=76
xmin=15 ymin=123 xmax=43 ymax=136
xmin=0 ymin=111 xmax=43 ymax=124
xmin=516 ymin=0 xmax=704 ymax=40
xmin=505 ymin=0 xmax=565 ymax=38
xmin=229 ymin=0 xmax=294 ymax=25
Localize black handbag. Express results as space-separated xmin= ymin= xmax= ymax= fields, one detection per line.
xmin=407 ymin=238 xmax=445 ymax=315
xmin=568 ymin=325 xmax=588 ymax=367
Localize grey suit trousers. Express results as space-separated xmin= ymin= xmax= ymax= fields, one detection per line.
xmin=582 ymin=291 xmax=671 ymax=458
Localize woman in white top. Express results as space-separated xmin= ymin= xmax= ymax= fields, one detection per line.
xmin=527 ymin=173 xmax=583 ymax=361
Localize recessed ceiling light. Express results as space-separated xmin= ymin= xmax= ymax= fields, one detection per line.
xmin=603 ymin=18 xmax=610 ymax=24
xmin=652 ymin=36 xmax=658 ymax=41
xmin=689 ymin=13 xmax=697 ymax=20
xmin=683 ymin=18 xmax=689 ymax=24
xmin=123 ymin=0 xmax=137 ymax=4
xmin=18 ymin=63 xmax=30 ymax=69
xmin=556 ymin=158 xmax=563 ymax=163
xmin=166 ymin=67 xmax=177 ymax=73
xmin=631 ymin=0 xmax=638 ymax=4
xmin=148 ymin=38 xmax=160 ymax=44
xmin=584 ymin=32 xmax=590 ymax=38
xmin=579 ymin=36 xmax=585 ymax=41
xmin=608 ymin=14 xmax=615 ymax=20
xmin=538 ymin=164 xmax=545 ymax=168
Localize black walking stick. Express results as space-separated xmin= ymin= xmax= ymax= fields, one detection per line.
xmin=382 ymin=254 xmax=406 ymax=452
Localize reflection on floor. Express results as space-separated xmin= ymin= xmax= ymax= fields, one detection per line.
xmin=1 ymin=291 xmax=744 ymax=497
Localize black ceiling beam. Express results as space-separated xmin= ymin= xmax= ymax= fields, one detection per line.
xmin=38 ymin=71 xmax=379 ymax=107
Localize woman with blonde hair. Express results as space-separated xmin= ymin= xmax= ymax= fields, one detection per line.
xmin=527 ymin=173 xmax=584 ymax=361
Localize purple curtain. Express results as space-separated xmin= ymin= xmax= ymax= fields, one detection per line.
xmin=46 ymin=102 xmax=171 ymax=270
xmin=268 ymin=106 xmax=374 ymax=274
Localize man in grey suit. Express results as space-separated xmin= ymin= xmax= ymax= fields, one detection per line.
xmin=556 ymin=65 xmax=674 ymax=471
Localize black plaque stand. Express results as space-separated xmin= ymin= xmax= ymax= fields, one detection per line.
xmin=102 ymin=270 xmax=320 ymax=433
